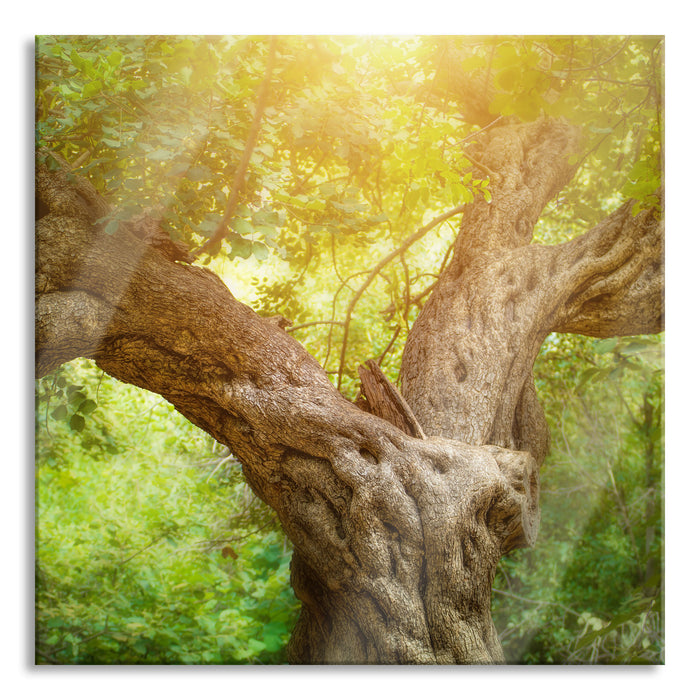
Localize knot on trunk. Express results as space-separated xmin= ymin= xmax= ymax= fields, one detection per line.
xmin=482 ymin=445 xmax=540 ymax=552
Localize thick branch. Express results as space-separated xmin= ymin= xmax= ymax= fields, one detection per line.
xmin=548 ymin=198 xmax=664 ymax=337
xmin=401 ymin=118 xmax=582 ymax=460
xmin=400 ymin=117 xmax=662 ymax=472
xmin=35 ymin=153 xmax=538 ymax=664
xmin=453 ymin=117 xmax=581 ymax=255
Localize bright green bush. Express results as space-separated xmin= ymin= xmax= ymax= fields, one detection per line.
xmin=35 ymin=360 xmax=299 ymax=664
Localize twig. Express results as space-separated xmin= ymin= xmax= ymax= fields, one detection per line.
xmin=336 ymin=204 xmax=466 ymax=389
xmin=461 ymin=149 xmax=498 ymax=181
xmin=206 ymin=453 xmax=234 ymax=482
xmin=118 ymin=535 xmax=165 ymax=565
xmin=450 ymin=115 xmax=503 ymax=148
xmin=400 ymin=251 xmax=410 ymax=323
xmin=35 ymin=648 xmax=61 ymax=664
xmin=323 ymin=268 xmax=371 ymax=370
xmin=569 ymin=92 xmax=650 ymax=173
xmin=492 ymin=587 xmax=579 ymax=618
xmin=376 ymin=324 xmax=402 ymax=368
xmin=381 ymin=280 xmax=438 ymax=320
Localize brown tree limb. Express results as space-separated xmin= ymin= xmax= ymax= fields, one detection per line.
xmin=400 ymin=117 xmax=662 ymax=471
xmin=548 ymin=197 xmax=664 ymax=337
xmin=400 ymin=118 xmax=583 ymax=459
xmin=36 ymin=152 xmax=538 ymax=664
xmin=451 ymin=117 xmax=581 ymax=255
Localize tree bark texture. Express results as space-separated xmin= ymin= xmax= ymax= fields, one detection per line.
xmin=35 ymin=117 xmax=663 ymax=664
xmin=401 ymin=118 xmax=663 ymax=461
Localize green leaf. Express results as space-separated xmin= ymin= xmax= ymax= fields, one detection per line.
xmin=167 ymin=162 xmax=190 ymax=178
xmin=263 ymin=634 xmax=283 ymax=652
xmin=620 ymin=340 xmax=654 ymax=356
xmin=82 ymin=80 xmax=103 ymax=99
xmin=78 ymin=399 xmax=98 ymax=415
xmin=51 ymin=405 xmax=68 ymax=420
xmin=575 ymin=367 xmax=601 ymax=391
xmin=107 ymin=50 xmax=123 ymax=67
xmin=146 ymin=148 xmax=174 ymax=162
xmin=46 ymin=617 xmax=68 ymax=629
xmin=233 ymin=219 xmax=253 ymax=235
xmin=228 ymin=233 xmax=252 ymax=259
xmin=593 ymin=338 xmax=618 ymax=355
xmin=495 ymin=65 xmax=521 ymax=92
xmin=69 ymin=414 xmax=85 ymax=432
xmin=68 ymin=391 xmax=88 ymax=407
xmin=248 ymin=639 xmax=267 ymax=654
xmin=251 ymin=241 xmax=269 ymax=261
xmin=589 ymin=125 xmax=614 ymax=135
xmin=186 ymin=166 xmax=212 ymax=180
xmin=489 ymin=92 xmax=514 ymax=117
xmin=69 ymin=49 xmax=85 ymax=71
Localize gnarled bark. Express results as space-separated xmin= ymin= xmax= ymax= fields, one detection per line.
xmin=400 ymin=118 xmax=663 ymax=465
xmin=35 ymin=108 xmax=663 ymax=663
xmin=35 ymin=152 xmax=539 ymax=664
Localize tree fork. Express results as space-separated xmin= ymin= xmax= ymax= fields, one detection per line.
xmin=400 ymin=117 xmax=662 ymax=463
xmin=35 ymin=150 xmax=544 ymax=663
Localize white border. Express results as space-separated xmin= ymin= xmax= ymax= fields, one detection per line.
xmin=9 ymin=6 xmax=697 ymax=698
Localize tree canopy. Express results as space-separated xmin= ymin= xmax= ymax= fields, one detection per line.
xmin=35 ymin=35 xmax=662 ymax=388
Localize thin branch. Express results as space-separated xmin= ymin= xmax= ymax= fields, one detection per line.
xmin=336 ymin=204 xmax=466 ymax=389
xmin=492 ymin=587 xmax=580 ymax=618
xmin=194 ymin=37 xmax=277 ymax=257
xmin=35 ymin=649 xmax=61 ymax=664
xmin=450 ymin=115 xmax=503 ymax=149
xmin=569 ymin=92 xmax=651 ymax=173
xmin=194 ymin=517 xmax=276 ymax=549
xmin=377 ymin=324 xmax=402 ymax=367
xmin=461 ymin=149 xmax=498 ymax=181
xmin=381 ymin=281 xmax=438 ymax=320
xmin=323 ymin=268 xmax=370 ymax=370
xmin=400 ymin=251 xmax=410 ymax=323
xmin=206 ymin=453 xmax=234 ymax=482
xmin=118 ymin=535 xmax=165 ymax=565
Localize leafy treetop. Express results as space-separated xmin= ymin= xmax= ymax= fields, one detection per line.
xmin=35 ymin=35 xmax=663 ymax=390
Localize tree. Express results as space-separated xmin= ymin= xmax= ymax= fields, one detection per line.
xmin=35 ymin=35 xmax=663 ymax=664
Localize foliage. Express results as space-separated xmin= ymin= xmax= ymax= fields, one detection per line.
xmin=35 ymin=36 xmax=664 ymax=664
xmin=492 ymin=332 xmax=664 ymax=663
xmin=35 ymin=35 xmax=663 ymax=391
xmin=36 ymin=360 xmax=299 ymax=664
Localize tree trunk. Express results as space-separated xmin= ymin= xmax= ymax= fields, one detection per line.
xmin=34 ymin=114 xmax=663 ymax=663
